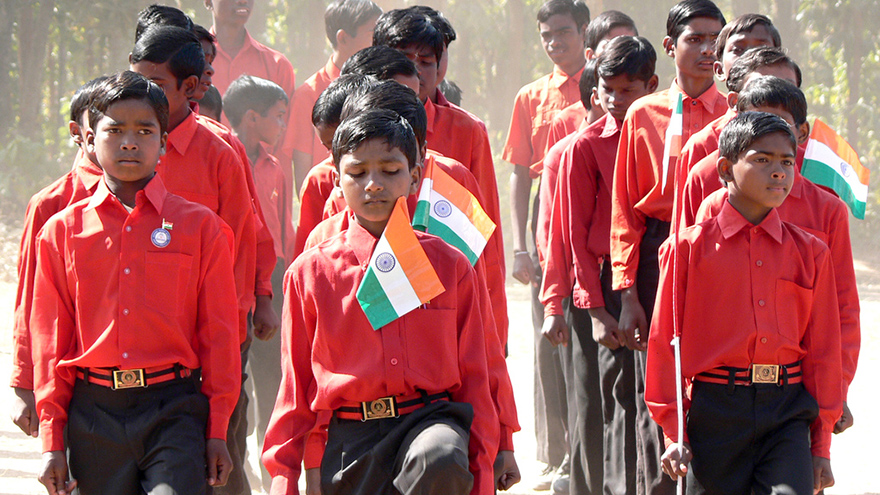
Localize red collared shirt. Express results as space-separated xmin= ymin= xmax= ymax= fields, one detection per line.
xmin=32 ymin=176 xmax=241 ymax=453
xmin=210 ymin=29 xmax=296 ymax=98
xmin=503 ymin=66 xmax=585 ymax=169
xmin=645 ymin=202 xmax=842 ymax=459
xmin=158 ymin=111 xmax=256 ymax=341
xmin=295 ymin=156 xmax=336 ymax=258
xmin=280 ymin=57 xmax=340 ymax=169
xmin=610 ymin=80 xmax=727 ymax=289
xmin=253 ymin=144 xmax=295 ymax=263
xmin=541 ymin=114 xmax=621 ymax=316
xmin=262 ymin=220 xmax=499 ymax=495
xmin=11 ymin=151 xmax=103 ymax=390
xmin=695 ymin=174 xmax=860 ymax=399
xmin=535 ymin=132 xmax=575 ymax=268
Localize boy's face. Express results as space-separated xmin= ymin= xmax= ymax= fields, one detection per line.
xmin=664 ymin=17 xmax=723 ymax=82
xmin=198 ymin=40 xmax=216 ymax=99
xmin=539 ymin=14 xmax=586 ymax=71
xmin=715 ymin=25 xmax=777 ymax=80
xmin=207 ymin=0 xmax=253 ymax=27
xmin=588 ymin=26 xmax=638 ymax=60
xmin=253 ymin=100 xmax=287 ymax=147
xmin=719 ymin=131 xmax=795 ymax=222
xmin=131 ymin=60 xmax=197 ymax=117
xmin=596 ymin=73 xmax=657 ymax=122
xmin=335 ymin=138 xmax=420 ymax=237
xmin=87 ymin=98 xmax=167 ymax=184
xmin=742 ymin=104 xmax=810 ymax=145
xmin=398 ymin=44 xmax=438 ymax=102
xmin=315 ymin=123 xmax=337 ymax=151
xmin=344 ymin=16 xmax=379 ymax=55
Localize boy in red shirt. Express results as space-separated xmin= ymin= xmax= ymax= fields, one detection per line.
xmin=647 ymin=111 xmax=841 ymax=494
xmin=263 ymin=108 xmax=498 ymax=495
xmin=33 ymin=71 xmax=240 ymax=495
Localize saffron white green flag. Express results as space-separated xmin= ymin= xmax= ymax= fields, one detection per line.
xmin=802 ymin=119 xmax=870 ymax=220
xmin=357 ymin=197 xmax=446 ymax=330
xmin=412 ymin=158 xmax=496 ymax=265
xmin=661 ymin=92 xmax=684 ymax=193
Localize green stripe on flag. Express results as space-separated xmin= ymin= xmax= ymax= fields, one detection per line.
xmin=412 ymin=199 xmax=430 ymax=232
xmin=428 ymin=217 xmax=479 ymax=264
xmin=802 ymin=158 xmax=866 ymax=219
xmin=356 ymin=269 xmax=399 ymax=329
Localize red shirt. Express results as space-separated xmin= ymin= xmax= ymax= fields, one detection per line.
xmin=262 ymin=220 xmax=499 ymax=495
xmin=253 ymin=144 xmax=296 ymax=264
xmin=610 ymin=81 xmax=726 ymax=289
xmin=11 ymin=152 xmax=102 ymax=390
xmin=541 ymin=115 xmax=621 ymax=317
xmin=645 ymin=202 xmax=842 ymax=459
xmin=31 ymin=176 xmax=241 ymax=452
xmin=695 ymin=175 xmax=860 ymax=398
xmin=543 ymin=102 xmax=587 ymax=155
xmin=295 ymin=157 xmax=336 ymax=258
xmin=280 ymin=57 xmax=339 ymax=169
xmin=535 ymin=132 xmax=575 ymax=267
xmin=158 ymin=111 xmax=256 ymax=341
xmin=503 ymin=66 xmax=585 ymax=169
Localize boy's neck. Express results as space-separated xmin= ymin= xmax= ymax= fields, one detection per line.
xmin=233 ymin=128 xmax=260 ymax=165
xmin=106 ymin=172 xmax=155 ymax=209
xmin=213 ymin=21 xmax=247 ymax=58
xmin=330 ymin=49 xmax=345 ymax=70
xmin=727 ymin=195 xmax=772 ymax=226
xmin=168 ymin=105 xmax=191 ymax=133
xmin=555 ymin=57 xmax=586 ymax=80
xmin=354 ymin=213 xmax=387 ymax=239
xmin=675 ymin=73 xmax=715 ymax=100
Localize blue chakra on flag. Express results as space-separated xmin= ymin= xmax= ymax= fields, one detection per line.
xmin=375 ymin=252 xmax=396 ymax=273
xmin=433 ymin=200 xmax=452 ymax=218
xmin=839 ymin=161 xmax=851 ymax=178
xmin=151 ymin=228 xmax=171 ymax=248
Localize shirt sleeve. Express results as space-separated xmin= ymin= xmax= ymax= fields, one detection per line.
xmin=296 ymin=168 xmax=334 ymax=258
xmin=11 ymin=198 xmax=46 ymax=390
xmin=824 ymin=204 xmax=860 ymax=399
xmin=539 ymin=155 xmax=571 ymax=317
xmin=609 ymin=114 xmax=647 ymax=290
xmin=502 ymin=90 xmax=535 ymax=168
xmin=567 ymin=140 xmax=605 ymax=309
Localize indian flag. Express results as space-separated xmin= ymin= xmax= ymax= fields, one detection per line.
xmin=357 ymin=197 xmax=446 ymax=330
xmin=802 ymin=119 xmax=870 ymax=219
xmin=661 ymin=92 xmax=684 ymax=193
xmin=412 ymin=159 xmax=496 ymax=265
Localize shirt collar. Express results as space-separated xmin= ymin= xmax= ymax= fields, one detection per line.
xmin=325 ymin=57 xmax=341 ymax=79
xmin=424 ymin=96 xmax=436 ymax=135
xmin=211 ymin=28 xmax=260 ymax=61
xmin=165 ymin=110 xmax=197 ymax=156
xmin=75 ymin=152 xmax=104 ymax=191
xmin=434 ymin=89 xmax=450 ymax=108
xmin=345 ymin=215 xmax=381 ymax=268
xmin=549 ymin=65 xmax=585 ymax=90
xmin=599 ymin=113 xmax=621 ymax=138
xmin=85 ymin=174 xmax=167 ymax=215
xmin=669 ymin=79 xmax=722 ymax=115
xmin=717 ymin=200 xmax=783 ymax=243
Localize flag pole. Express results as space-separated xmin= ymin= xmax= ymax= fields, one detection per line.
xmin=670 ymin=99 xmax=685 ymax=495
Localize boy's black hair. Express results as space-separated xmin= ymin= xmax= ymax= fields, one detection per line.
xmin=585 ymin=10 xmax=637 ymax=51
xmin=714 ymin=14 xmax=781 ymax=60
xmin=312 ymin=73 xmax=379 ymax=128
xmin=373 ymin=7 xmax=445 ymax=65
xmin=131 ymin=25 xmax=205 ymax=89
xmin=70 ymin=75 xmax=110 ymax=125
xmin=579 ymin=58 xmax=598 ymax=109
xmin=89 ymin=71 xmax=170 ymax=135
xmin=325 ymin=0 xmax=383 ymax=48
xmin=666 ymin=0 xmax=725 ymax=41
xmin=736 ymin=75 xmax=807 ymax=126
xmin=596 ymin=35 xmax=657 ymax=85
xmin=439 ymin=79 xmax=463 ymax=106
xmin=223 ymin=75 xmax=289 ymax=128
xmin=135 ymin=4 xmax=192 ymax=42
xmin=412 ymin=6 xmax=456 ymax=47
xmin=726 ymin=46 xmax=802 ymax=92
xmin=341 ymin=46 xmax=419 ymax=81
xmin=192 ymin=24 xmax=216 ymax=45
xmin=537 ymin=0 xmax=591 ymax=31
xmin=718 ymin=111 xmax=796 ymax=162
xmin=332 ymin=108 xmax=418 ymax=171
xmin=199 ymin=85 xmax=223 ymax=119
xmin=340 ymin=80 xmax=427 ymax=149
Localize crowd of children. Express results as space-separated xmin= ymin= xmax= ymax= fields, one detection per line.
xmin=7 ymin=1 xmax=861 ymax=495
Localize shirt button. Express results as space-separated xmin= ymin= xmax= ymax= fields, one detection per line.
xmin=125 ymin=226 xmax=132 ymax=232
xmin=122 ymin=352 xmax=129 ymax=358
xmin=755 ymin=260 xmax=763 ymax=267
xmin=390 ymin=358 xmax=399 ymax=365
xmin=122 ymin=308 xmax=130 ymax=315
xmin=760 ymin=338 xmax=768 ymax=344
xmin=758 ymin=300 xmax=766 ymax=307
xmin=123 ymin=268 xmax=131 ymax=274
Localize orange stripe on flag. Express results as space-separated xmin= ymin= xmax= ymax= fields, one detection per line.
xmin=384 ymin=197 xmax=445 ymax=300
xmin=811 ymin=119 xmax=869 ymax=185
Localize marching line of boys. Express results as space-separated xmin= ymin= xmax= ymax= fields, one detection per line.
xmin=8 ymin=1 xmax=861 ymax=495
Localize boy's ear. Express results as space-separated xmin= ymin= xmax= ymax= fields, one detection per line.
xmin=68 ymin=121 xmax=83 ymax=144
xmin=726 ymin=91 xmax=738 ymax=110
xmin=647 ymin=74 xmax=659 ymax=93
xmin=204 ymin=0 xmax=213 ymax=10
xmin=182 ymin=75 xmax=200 ymax=99
xmin=85 ymin=128 xmax=97 ymax=153
xmin=717 ymin=155 xmax=734 ymax=183
xmin=128 ymin=53 xmax=134 ymax=65
xmin=796 ymin=121 xmax=810 ymax=145
xmin=159 ymin=131 xmax=168 ymax=156
xmin=408 ymin=160 xmax=422 ymax=196
xmin=335 ymin=29 xmax=348 ymax=48
xmin=713 ymin=60 xmax=725 ymax=81
xmin=590 ymin=87 xmax=600 ymax=110
xmin=662 ymin=36 xmax=675 ymax=58
xmin=244 ymin=108 xmax=259 ymax=126
xmin=584 ymin=46 xmax=595 ymax=60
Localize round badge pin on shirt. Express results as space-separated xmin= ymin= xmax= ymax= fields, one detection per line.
xmin=151 ymin=228 xmax=171 ymax=248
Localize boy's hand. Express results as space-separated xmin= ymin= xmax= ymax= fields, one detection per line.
xmin=618 ymin=288 xmax=647 ymax=351
xmin=660 ymin=442 xmax=691 ymax=481
xmin=494 ymin=450 xmax=521 ymax=491
xmin=541 ymin=314 xmax=569 ymax=347
xmin=512 ymin=251 xmax=537 ymax=286
xmin=39 ymin=450 xmax=77 ymax=495
xmin=206 ymin=438 xmax=233 ymax=487
xmin=305 ymin=467 xmax=322 ymax=495
xmin=11 ymin=386 xmax=40 ymax=437
xmin=834 ymin=401 xmax=853 ymax=433
xmin=588 ymin=307 xmax=622 ymax=350
xmin=252 ymin=294 xmax=280 ymax=341
xmin=813 ymin=456 xmax=834 ymax=493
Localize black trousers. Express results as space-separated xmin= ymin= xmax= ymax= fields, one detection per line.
xmin=633 ymin=218 xmax=675 ymax=495
xmin=686 ymin=382 xmax=818 ymax=495
xmin=67 ymin=375 xmax=209 ymax=495
xmin=321 ymin=400 xmax=474 ymax=495
xmin=599 ymin=260 xmax=638 ymax=495
xmin=214 ymin=349 xmax=249 ymax=495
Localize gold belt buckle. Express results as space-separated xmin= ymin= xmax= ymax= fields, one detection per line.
xmin=752 ymin=364 xmax=779 ymax=384
xmin=112 ymin=369 xmax=146 ymax=390
xmin=361 ymin=396 xmax=397 ymax=420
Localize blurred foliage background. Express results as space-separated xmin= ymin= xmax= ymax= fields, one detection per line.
xmin=0 ymin=0 xmax=877 ymax=258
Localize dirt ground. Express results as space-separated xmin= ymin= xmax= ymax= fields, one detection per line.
xmin=1 ymin=256 xmax=879 ymax=494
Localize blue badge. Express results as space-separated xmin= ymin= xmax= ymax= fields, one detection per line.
xmin=151 ymin=228 xmax=171 ymax=248
xmin=433 ymin=200 xmax=452 ymax=218
xmin=375 ymin=252 xmax=396 ymax=273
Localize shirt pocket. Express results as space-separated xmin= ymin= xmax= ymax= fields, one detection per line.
xmin=402 ymin=308 xmax=459 ymax=385
xmin=775 ymin=278 xmax=812 ymax=345
xmin=144 ymin=252 xmax=193 ymax=317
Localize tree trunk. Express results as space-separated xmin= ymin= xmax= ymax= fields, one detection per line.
xmin=0 ymin=0 xmax=19 ymax=139
xmin=17 ymin=0 xmax=55 ymax=141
